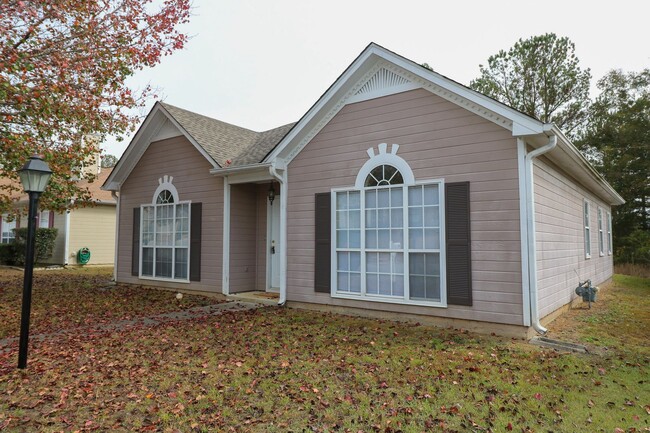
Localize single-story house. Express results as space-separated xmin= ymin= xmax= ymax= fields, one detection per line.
xmin=102 ymin=43 xmax=623 ymax=337
xmin=1 ymin=156 xmax=116 ymax=266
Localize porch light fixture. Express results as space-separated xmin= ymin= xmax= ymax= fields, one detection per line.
xmin=17 ymin=154 xmax=52 ymax=369
xmin=268 ymin=182 xmax=275 ymax=205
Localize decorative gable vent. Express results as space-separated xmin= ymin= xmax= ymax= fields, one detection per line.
xmin=355 ymin=68 xmax=411 ymax=96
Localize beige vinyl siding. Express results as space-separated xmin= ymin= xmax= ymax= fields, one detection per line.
xmin=117 ymin=136 xmax=224 ymax=292
xmin=286 ymin=88 xmax=524 ymax=325
xmin=36 ymin=212 xmax=65 ymax=265
xmin=229 ymin=183 xmax=257 ymax=293
xmin=68 ymin=205 xmax=115 ymax=265
xmin=42 ymin=211 xmax=66 ymax=265
xmin=533 ymin=156 xmax=613 ymax=318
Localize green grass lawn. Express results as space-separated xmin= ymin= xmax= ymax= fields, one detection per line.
xmin=0 ymin=271 xmax=648 ymax=432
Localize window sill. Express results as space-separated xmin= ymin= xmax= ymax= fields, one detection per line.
xmin=332 ymin=291 xmax=447 ymax=308
xmin=139 ymin=275 xmax=190 ymax=284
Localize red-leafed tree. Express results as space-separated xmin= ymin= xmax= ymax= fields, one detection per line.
xmin=0 ymin=0 xmax=190 ymax=213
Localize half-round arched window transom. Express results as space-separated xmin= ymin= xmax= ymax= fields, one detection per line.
xmin=156 ymin=189 xmax=175 ymax=204
xmin=364 ymin=164 xmax=403 ymax=187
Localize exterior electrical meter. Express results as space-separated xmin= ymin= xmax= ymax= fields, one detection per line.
xmin=575 ymin=280 xmax=599 ymax=308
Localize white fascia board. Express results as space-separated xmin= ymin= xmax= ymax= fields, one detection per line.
xmin=157 ymin=104 xmax=221 ymax=169
xmin=209 ymin=162 xmax=272 ymax=176
xmin=210 ymin=163 xmax=275 ymax=184
xmin=513 ymin=121 xmax=545 ymax=136
xmin=264 ymin=43 xmax=545 ymax=166
xmin=102 ymin=105 xmax=166 ymax=191
xmin=368 ymin=44 xmax=545 ymax=135
xmin=541 ymin=126 xmax=624 ymax=206
xmin=264 ymin=48 xmax=380 ymax=163
xmin=101 ymin=103 xmax=220 ymax=192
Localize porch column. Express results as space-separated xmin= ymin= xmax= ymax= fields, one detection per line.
xmin=222 ymin=176 xmax=230 ymax=295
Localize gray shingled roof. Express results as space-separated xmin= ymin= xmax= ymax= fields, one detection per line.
xmin=160 ymin=102 xmax=294 ymax=167
xmin=229 ymin=122 xmax=297 ymax=166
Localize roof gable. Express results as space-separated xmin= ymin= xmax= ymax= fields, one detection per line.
xmin=160 ymin=103 xmax=259 ymax=165
xmin=262 ymin=42 xmax=622 ymax=205
xmin=103 ymin=102 xmax=294 ymax=190
xmin=263 ymin=43 xmax=546 ymax=164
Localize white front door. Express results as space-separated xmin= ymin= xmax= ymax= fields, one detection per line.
xmin=269 ymin=200 xmax=281 ymax=291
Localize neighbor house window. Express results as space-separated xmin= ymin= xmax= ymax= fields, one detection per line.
xmin=140 ymin=182 xmax=190 ymax=281
xmin=1 ymin=214 xmax=16 ymax=244
xmin=597 ymin=207 xmax=604 ymax=256
xmin=38 ymin=210 xmax=51 ymax=228
xmin=607 ymin=212 xmax=612 ymax=255
xmin=333 ymin=144 xmax=445 ymax=306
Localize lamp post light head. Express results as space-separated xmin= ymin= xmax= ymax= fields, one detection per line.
xmin=19 ymin=154 xmax=52 ymax=194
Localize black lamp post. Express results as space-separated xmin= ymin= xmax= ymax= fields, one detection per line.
xmin=17 ymin=154 xmax=52 ymax=369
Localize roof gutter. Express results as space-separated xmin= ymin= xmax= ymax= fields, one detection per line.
xmin=524 ymin=132 xmax=557 ymax=335
xmin=547 ymin=125 xmax=624 ymax=205
xmin=210 ymin=163 xmax=272 ymax=176
xmin=269 ymin=163 xmax=287 ymax=306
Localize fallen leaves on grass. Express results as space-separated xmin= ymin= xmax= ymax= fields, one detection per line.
xmin=0 ymin=271 xmax=648 ymax=432
xmin=0 ymin=267 xmax=224 ymax=339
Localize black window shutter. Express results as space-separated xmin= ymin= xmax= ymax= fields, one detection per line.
xmin=445 ymin=182 xmax=472 ymax=306
xmin=189 ymin=202 xmax=202 ymax=281
xmin=132 ymin=207 xmax=140 ymax=276
xmin=314 ymin=192 xmax=331 ymax=293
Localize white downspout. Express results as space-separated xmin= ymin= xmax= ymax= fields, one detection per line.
xmin=525 ymin=134 xmax=557 ymax=334
xmin=111 ymin=190 xmax=120 ymax=281
xmin=269 ymin=164 xmax=287 ymax=306
xmin=63 ymin=202 xmax=72 ymax=266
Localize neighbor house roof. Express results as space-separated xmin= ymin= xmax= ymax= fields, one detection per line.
xmin=77 ymin=168 xmax=115 ymax=204
xmin=0 ymin=167 xmax=115 ymax=207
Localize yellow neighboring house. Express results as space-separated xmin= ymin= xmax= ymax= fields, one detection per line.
xmin=0 ymin=159 xmax=116 ymax=266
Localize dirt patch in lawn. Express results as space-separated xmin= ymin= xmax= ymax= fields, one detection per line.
xmin=543 ymin=274 xmax=650 ymax=358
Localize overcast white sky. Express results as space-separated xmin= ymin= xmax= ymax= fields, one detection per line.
xmin=104 ymin=0 xmax=650 ymax=157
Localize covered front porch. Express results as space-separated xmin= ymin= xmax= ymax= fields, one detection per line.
xmin=217 ymin=163 xmax=287 ymax=304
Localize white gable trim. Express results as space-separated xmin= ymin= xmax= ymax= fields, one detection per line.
xmin=264 ymin=43 xmax=546 ymax=166
xmin=151 ymin=118 xmax=183 ymax=142
xmin=102 ymin=103 xmax=220 ymax=191
xmin=347 ymin=67 xmax=420 ymax=104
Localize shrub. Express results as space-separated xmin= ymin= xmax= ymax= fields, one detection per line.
xmin=0 ymin=243 xmax=15 ymax=265
xmin=12 ymin=227 xmax=58 ymax=266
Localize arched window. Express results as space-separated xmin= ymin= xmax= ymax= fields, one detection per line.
xmin=333 ymin=143 xmax=445 ymax=306
xmin=156 ymin=189 xmax=175 ymax=204
xmin=141 ymin=176 xmax=190 ymax=281
xmin=364 ymin=164 xmax=404 ymax=187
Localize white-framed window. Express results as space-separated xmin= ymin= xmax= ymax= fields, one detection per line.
xmin=140 ymin=179 xmax=190 ymax=282
xmin=584 ymin=200 xmax=591 ymax=259
xmin=1 ymin=214 xmax=16 ymax=244
xmin=332 ymin=144 xmax=445 ymax=307
xmin=597 ymin=207 xmax=604 ymax=256
xmin=607 ymin=211 xmax=613 ymax=255
xmin=38 ymin=210 xmax=51 ymax=228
